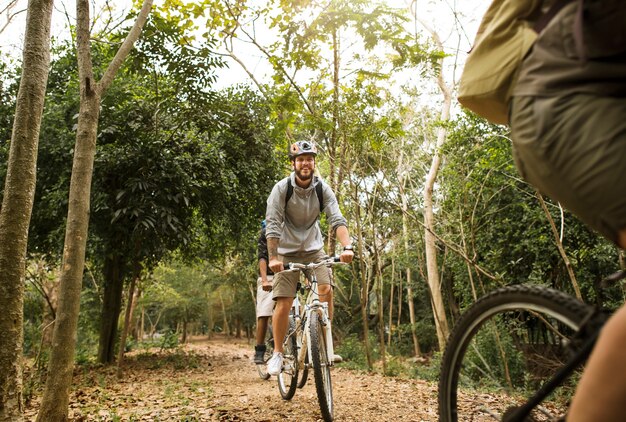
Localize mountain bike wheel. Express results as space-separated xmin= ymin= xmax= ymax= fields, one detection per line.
xmin=310 ymin=312 xmax=333 ymax=421
xmin=439 ymin=284 xmax=594 ymax=422
xmin=277 ymin=317 xmax=299 ymax=400
xmin=297 ymin=353 xmax=309 ymax=388
xmin=256 ymin=325 xmax=274 ymax=380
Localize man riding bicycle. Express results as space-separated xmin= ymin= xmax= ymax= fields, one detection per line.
xmin=509 ymin=0 xmax=626 ymax=419
xmin=264 ymin=139 xmax=354 ymax=376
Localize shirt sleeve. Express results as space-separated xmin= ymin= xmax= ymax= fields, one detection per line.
xmin=265 ymin=178 xmax=286 ymax=240
xmin=322 ymin=183 xmax=348 ymax=231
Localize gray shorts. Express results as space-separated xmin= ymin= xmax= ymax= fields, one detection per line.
xmin=272 ymin=249 xmax=333 ymax=299
xmin=510 ymin=94 xmax=626 ymax=244
xmin=256 ymin=275 xmax=274 ymax=318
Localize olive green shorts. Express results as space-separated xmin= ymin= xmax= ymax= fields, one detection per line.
xmin=272 ymin=249 xmax=333 ymax=299
xmin=510 ymin=95 xmax=626 ymax=244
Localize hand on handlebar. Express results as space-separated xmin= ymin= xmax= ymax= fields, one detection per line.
xmin=261 ymin=278 xmax=272 ymax=292
xmin=339 ymin=249 xmax=354 ymax=264
xmin=269 ymin=258 xmax=284 ymax=274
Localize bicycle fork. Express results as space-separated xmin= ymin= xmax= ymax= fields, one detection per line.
xmin=305 ymin=301 xmax=335 ymax=366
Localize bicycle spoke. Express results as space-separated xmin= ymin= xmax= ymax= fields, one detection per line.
xmin=439 ymin=285 xmax=593 ymax=422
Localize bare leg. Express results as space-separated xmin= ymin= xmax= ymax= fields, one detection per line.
xmin=317 ymin=284 xmax=334 ymax=320
xmin=255 ymin=316 xmax=269 ymax=346
xmin=272 ymin=297 xmax=293 ymax=354
xmin=568 ymin=304 xmax=626 ymax=421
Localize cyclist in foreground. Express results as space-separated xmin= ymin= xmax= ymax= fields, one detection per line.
xmin=264 ymin=139 xmax=354 ymax=376
xmin=508 ymin=1 xmax=626 ymax=420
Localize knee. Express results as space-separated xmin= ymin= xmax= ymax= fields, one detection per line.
xmin=318 ymin=284 xmax=332 ymax=296
xmin=275 ymin=298 xmax=292 ymax=312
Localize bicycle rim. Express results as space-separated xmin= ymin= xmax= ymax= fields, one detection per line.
xmin=439 ymin=285 xmax=593 ymax=422
xmin=278 ymin=318 xmax=299 ymax=400
xmin=311 ymin=312 xmax=333 ymax=421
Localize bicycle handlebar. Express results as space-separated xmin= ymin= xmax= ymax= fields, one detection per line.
xmin=283 ymin=256 xmax=344 ymax=273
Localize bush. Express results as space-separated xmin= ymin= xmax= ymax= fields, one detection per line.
xmin=411 ymin=351 xmax=442 ymax=382
xmin=336 ymin=333 xmax=377 ymax=371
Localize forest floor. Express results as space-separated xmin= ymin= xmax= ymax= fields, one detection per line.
xmin=23 ymin=335 xmax=441 ymax=421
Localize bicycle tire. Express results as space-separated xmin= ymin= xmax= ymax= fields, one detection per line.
xmin=278 ymin=317 xmax=299 ymax=400
xmin=297 ymin=354 xmax=309 ymax=388
xmin=310 ymin=312 xmax=333 ymax=422
xmin=438 ymin=284 xmax=593 ymax=422
xmin=256 ymin=325 xmax=274 ymax=380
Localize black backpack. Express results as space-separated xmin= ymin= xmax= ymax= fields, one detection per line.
xmin=285 ymin=176 xmax=324 ymax=213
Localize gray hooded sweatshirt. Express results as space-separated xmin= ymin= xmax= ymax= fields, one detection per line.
xmin=265 ymin=173 xmax=347 ymax=256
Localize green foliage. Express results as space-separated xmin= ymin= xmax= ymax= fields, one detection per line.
xmin=439 ymin=110 xmax=620 ymax=310
xmin=335 ymin=333 xmax=377 ymax=370
xmin=0 ymin=57 xmax=19 ymax=200
xmin=411 ymin=352 xmax=442 ymax=382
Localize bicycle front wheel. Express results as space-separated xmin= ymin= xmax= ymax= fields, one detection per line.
xmin=310 ymin=312 xmax=333 ymax=422
xmin=439 ymin=284 xmax=593 ymax=422
xmin=278 ymin=317 xmax=299 ymax=400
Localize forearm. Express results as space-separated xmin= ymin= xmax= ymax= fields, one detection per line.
xmin=335 ymin=225 xmax=351 ymax=247
xmin=259 ymin=259 xmax=268 ymax=279
xmin=267 ymin=237 xmax=279 ymax=259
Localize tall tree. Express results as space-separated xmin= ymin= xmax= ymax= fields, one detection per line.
xmin=414 ymin=4 xmax=455 ymax=350
xmin=0 ymin=0 xmax=53 ymax=419
xmin=35 ymin=0 xmax=153 ymax=419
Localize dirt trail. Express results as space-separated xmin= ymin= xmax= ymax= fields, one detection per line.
xmin=24 ymin=335 xmax=439 ymax=421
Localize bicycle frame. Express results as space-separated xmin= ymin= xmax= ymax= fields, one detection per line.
xmin=285 ymin=259 xmax=342 ymax=372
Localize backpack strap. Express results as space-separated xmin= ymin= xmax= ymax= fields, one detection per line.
xmin=315 ymin=179 xmax=324 ymax=212
xmin=284 ymin=176 xmax=324 ymax=212
xmin=285 ymin=178 xmax=294 ymax=208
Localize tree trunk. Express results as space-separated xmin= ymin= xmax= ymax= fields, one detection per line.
xmin=0 ymin=0 xmax=53 ymax=419
xmin=41 ymin=270 xmax=59 ymax=349
xmin=424 ymin=153 xmax=450 ymax=351
xmin=36 ymin=78 xmax=102 ymax=422
xmin=131 ymin=288 xmax=141 ymax=341
xmin=326 ymin=25 xmax=341 ymax=253
xmin=422 ymin=71 xmax=452 ymax=351
xmin=353 ymin=185 xmax=373 ymax=370
xmin=374 ymin=247 xmax=386 ymax=374
xmin=415 ymin=7 xmax=455 ymax=352
xmin=116 ymin=275 xmax=138 ymax=378
xmin=219 ymin=292 xmax=230 ymax=336
xmin=98 ymin=253 xmax=125 ymax=363
xmin=386 ymin=256 xmax=395 ymax=347
xmin=35 ymin=0 xmax=152 ymax=419
xmin=398 ymin=147 xmax=421 ymax=357
xmin=536 ymin=192 xmax=582 ymax=300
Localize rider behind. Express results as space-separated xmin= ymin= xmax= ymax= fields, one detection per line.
xmin=253 ymin=220 xmax=274 ymax=364
xmin=508 ymin=1 xmax=626 ymax=420
xmin=264 ymin=139 xmax=354 ymax=376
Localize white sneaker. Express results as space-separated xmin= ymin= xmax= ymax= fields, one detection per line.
xmin=332 ymin=354 xmax=343 ymax=363
xmin=267 ymin=352 xmax=283 ymax=376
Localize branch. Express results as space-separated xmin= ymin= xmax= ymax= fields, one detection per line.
xmin=218 ymin=49 xmax=269 ymax=99
xmin=221 ymin=2 xmax=316 ymax=116
xmin=98 ymin=0 xmax=153 ymax=93
xmin=0 ymin=0 xmax=26 ymax=35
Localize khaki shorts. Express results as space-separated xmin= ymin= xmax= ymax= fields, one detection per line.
xmin=272 ymin=250 xmax=333 ymax=299
xmin=256 ymin=275 xmax=274 ymax=318
xmin=510 ymin=95 xmax=626 ymax=244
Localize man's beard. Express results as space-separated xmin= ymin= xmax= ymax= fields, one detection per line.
xmin=296 ymin=168 xmax=313 ymax=181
